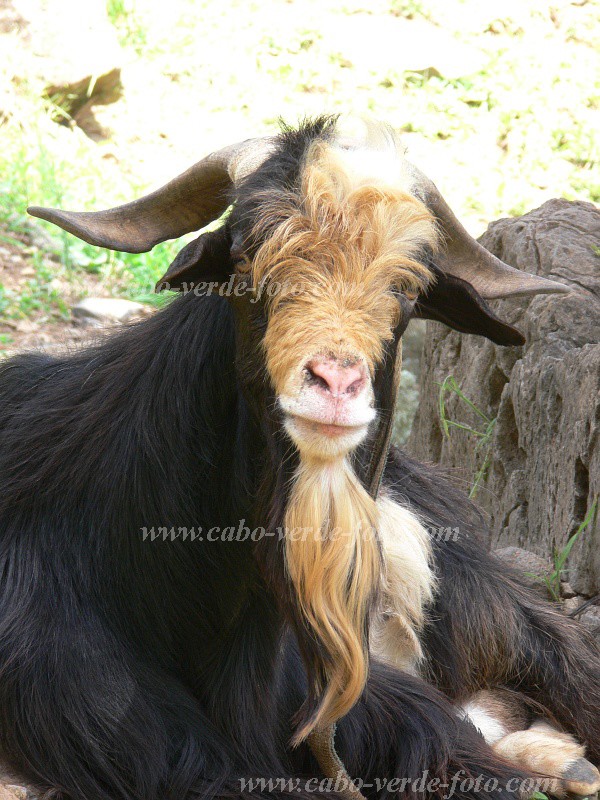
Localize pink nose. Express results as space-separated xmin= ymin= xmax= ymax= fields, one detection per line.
xmin=305 ymin=357 xmax=367 ymax=398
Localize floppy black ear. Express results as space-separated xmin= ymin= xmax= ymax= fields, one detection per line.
xmin=414 ymin=267 xmax=525 ymax=346
xmin=155 ymin=227 xmax=233 ymax=292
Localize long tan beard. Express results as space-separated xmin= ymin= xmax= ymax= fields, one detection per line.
xmin=284 ymin=456 xmax=381 ymax=744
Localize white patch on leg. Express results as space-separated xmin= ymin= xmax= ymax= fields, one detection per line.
xmin=370 ymin=495 xmax=435 ymax=673
xmin=459 ymin=700 xmax=509 ymax=745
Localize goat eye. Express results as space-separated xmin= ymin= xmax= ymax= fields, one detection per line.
xmin=391 ymin=287 xmax=418 ymax=302
xmin=233 ymin=253 xmax=252 ymax=274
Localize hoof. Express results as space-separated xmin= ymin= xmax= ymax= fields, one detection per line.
xmin=562 ymin=757 xmax=600 ymax=799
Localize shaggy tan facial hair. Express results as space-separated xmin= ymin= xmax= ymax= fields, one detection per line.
xmin=252 ymin=138 xmax=438 ymax=743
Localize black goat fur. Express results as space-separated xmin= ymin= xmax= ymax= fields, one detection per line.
xmin=0 ymin=292 xmax=598 ymax=799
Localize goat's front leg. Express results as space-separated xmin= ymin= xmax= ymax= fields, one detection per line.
xmin=382 ymin=448 xmax=600 ymax=764
xmin=422 ymin=531 xmax=600 ymax=765
xmin=335 ymin=663 xmax=533 ymax=800
xmin=279 ymin=636 xmax=531 ymax=800
xmin=460 ymin=691 xmax=600 ymax=799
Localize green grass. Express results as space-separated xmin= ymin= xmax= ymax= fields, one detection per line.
xmin=0 ymin=256 xmax=70 ymax=322
xmin=106 ymin=0 xmax=148 ymax=54
xmin=527 ymin=499 xmax=598 ymax=601
xmin=435 ymin=376 xmax=598 ymax=573
xmin=0 ymin=88 xmax=180 ymax=317
xmin=437 ymin=375 xmax=496 ymax=498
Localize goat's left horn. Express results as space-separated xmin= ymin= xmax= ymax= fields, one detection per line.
xmin=408 ymin=163 xmax=571 ymax=300
xmin=28 ymin=138 xmax=275 ymax=254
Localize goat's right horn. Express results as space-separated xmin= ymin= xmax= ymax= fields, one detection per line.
xmin=28 ymin=138 xmax=275 ymax=254
xmin=408 ymin=162 xmax=572 ymax=300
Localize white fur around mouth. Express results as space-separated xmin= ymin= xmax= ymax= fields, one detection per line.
xmin=278 ymin=395 xmax=377 ymax=429
xmin=282 ymin=414 xmax=371 ymax=458
xmin=286 ymin=415 xmax=369 ymax=439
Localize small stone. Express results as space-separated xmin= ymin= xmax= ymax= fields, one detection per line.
xmin=0 ymin=785 xmax=28 ymax=800
xmin=494 ymin=546 xmax=553 ymax=598
xmin=14 ymin=320 xmax=37 ymax=334
xmin=563 ymin=597 xmax=585 ymax=615
xmin=72 ymin=298 xmax=150 ymax=326
xmin=561 ymin=581 xmax=577 ymax=599
xmin=580 ymin=606 xmax=600 ymax=638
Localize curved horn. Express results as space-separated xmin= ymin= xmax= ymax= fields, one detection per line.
xmin=28 ymin=138 xmax=275 ymax=254
xmin=408 ymin=163 xmax=571 ymax=300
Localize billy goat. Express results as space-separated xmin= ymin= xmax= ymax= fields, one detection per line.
xmin=0 ymin=116 xmax=597 ymax=800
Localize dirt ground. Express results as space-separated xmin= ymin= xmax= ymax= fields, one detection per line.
xmin=0 ymin=228 xmax=106 ymax=353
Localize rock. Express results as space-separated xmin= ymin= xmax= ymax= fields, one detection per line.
xmin=408 ymin=200 xmax=600 ymax=595
xmin=13 ymin=319 xmax=36 ymax=334
xmin=392 ymin=369 xmax=419 ymax=446
xmin=72 ymin=298 xmax=150 ymax=326
xmin=494 ymin=546 xmax=553 ymax=598
xmin=580 ymin=606 xmax=600 ymax=638
xmin=563 ymin=596 xmax=585 ymax=615
xmin=561 ymin=581 xmax=576 ymax=599
xmin=393 ymin=321 xmax=427 ymax=446
xmin=0 ymin=785 xmax=28 ymax=800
